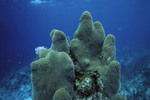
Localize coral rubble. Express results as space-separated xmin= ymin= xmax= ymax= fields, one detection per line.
xmin=31 ymin=11 xmax=126 ymax=100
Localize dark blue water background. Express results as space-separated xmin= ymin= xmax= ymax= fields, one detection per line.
xmin=0 ymin=0 xmax=150 ymax=78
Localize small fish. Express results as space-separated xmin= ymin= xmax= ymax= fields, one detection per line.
xmin=98 ymin=55 xmax=103 ymax=61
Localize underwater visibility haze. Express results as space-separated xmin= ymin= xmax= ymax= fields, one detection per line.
xmin=0 ymin=0 xmax=150 ymax=100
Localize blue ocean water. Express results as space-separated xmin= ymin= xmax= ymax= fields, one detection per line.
xmin=0 ymin=0 xmax=150 ymax=100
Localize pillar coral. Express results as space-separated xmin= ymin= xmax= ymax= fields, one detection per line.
xmin=31 ymin=11 xmax=126 ymax=100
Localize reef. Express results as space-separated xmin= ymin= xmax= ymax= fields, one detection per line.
xmin=31 ymin=11 xmax=126 ymax=100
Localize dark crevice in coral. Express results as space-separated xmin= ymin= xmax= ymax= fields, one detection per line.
xmin=69 ymin=47 xmax=77 ymax=65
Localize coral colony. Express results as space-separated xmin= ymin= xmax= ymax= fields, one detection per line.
xmin=31 ymin=11 xmax=126 ymax=100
